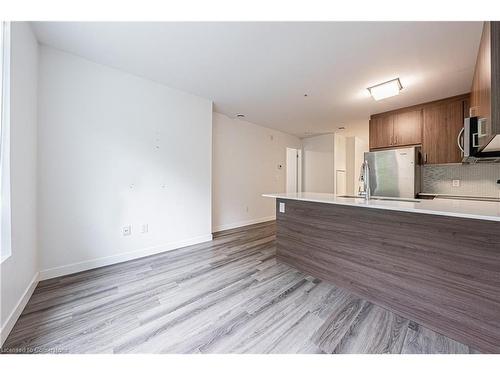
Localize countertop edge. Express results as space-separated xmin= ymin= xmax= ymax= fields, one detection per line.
xmin=262 ymin=194 xmax=500 ymax=222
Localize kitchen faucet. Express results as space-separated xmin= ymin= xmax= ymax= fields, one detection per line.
xmin=358 ymin=160 xmax=371 ymax=200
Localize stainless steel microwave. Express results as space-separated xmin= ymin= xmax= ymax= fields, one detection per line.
xmin=459 ymin=117 xmax=500 ymax=163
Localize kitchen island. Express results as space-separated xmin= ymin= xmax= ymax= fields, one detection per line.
xmin=263 ymin=192 xmax=500 ymax=353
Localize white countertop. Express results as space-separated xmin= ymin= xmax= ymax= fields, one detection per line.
xmin=263 ymin=192 xmax=500 ymax=222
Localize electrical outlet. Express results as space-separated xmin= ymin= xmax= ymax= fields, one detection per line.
xmin=123 ymin=225 xmax=131 ymax=236
xmin=452 ymin=179 xmax=460 ymax=187
xmin=141 ymin=224 xmax=148 ymax=233
xmin=279 ymin=202 xmax=285 ymax=213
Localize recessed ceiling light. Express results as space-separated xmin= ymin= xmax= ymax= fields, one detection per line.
xmin=236 ymin=114 xmax=245 ymax=118
xmin=367 ymin=78 xmax=403 ymax=101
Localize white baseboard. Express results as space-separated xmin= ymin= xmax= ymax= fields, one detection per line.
xmin=212 ymin=216 xmax=276 ymax=233
xmin=0 ymin=272 xmax=39 ymax=347
xmin=38 ymin=233 xmax=213 ymax=281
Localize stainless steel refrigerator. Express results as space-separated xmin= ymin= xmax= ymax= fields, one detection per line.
xmin=364 ymin=146 xmax=421 ymax=199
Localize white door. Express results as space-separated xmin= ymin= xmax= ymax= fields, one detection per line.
xmin=334 ymin=134 xmax=347 ymax=195
xmin=336 ymin=170 xmax=346 ymax=196
xmin=286 ymin=148 xmax=302 ymax=193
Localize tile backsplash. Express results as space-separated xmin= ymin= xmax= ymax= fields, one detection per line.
xmin=422 ymin=164 xmax=500 ymax=198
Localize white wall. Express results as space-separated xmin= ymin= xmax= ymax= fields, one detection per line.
xmin=37 ymin=46 xmax=213 ymax=279
xmin=334 ymin=134 xmax=347 ymax=195
xmin=302 ymin=134 xmax=335 ymax=193
xmin=0 ymin=22 xmax=39 ymax=344
xmin=212 ymin=112 xmax=301 ymax=231
xmin=338 ymin=119 xmax=370 ymax=195
xmin=339 ymin=119 xmax=369 ymax=145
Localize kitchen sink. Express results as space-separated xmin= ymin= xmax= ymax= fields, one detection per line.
xmin=337 ymin=195 xmax=421 ymax=203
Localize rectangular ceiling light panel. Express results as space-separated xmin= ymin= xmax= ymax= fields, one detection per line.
xmin=367 ymin=78 xmax=403 ymax=101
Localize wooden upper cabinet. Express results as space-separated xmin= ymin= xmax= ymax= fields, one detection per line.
xmin=369 ymin=94 xmax=470 ymax=163
xmin=393 ymin=109 xmax=422 ymax=146
xmin=369 ymin=109 xmax=422 ymax=150
xmin=422 ymin=98 xmax=467 ymax=164
xmin=369 ymin=115 xmax=394 ymax=149
xmin=463 ymin=97 xmax=470 ymax=119
xmin=470 ymin=21 xmax=500 ymax=149
xmin=422 ymin=103 xmax=448 ymax=164
xmin=470 ymin=22 xmax=492 ymax=150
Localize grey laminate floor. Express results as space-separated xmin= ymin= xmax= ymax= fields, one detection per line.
xmin=3 ymin=221 xmax=479 ymax=354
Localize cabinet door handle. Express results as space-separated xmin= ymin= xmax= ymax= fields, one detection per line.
xmin=424 ymin=152 xmax=428 ymax=164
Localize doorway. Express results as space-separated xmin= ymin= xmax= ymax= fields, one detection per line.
xmin=286 ymin=147 xmax=302 ymax=193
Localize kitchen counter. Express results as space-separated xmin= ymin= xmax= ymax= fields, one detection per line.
xmin=263 ymin=192 xmax=500 ymax=222
xmin=266 ymin=192 xmax=500 ymax=352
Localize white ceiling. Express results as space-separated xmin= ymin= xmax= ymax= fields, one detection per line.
xmin=31 ymin=22 xmax=482 ymax=137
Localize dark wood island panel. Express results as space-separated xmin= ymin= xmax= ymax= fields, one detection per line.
xmin=275 ymin=199 xmax=500 ymax=353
